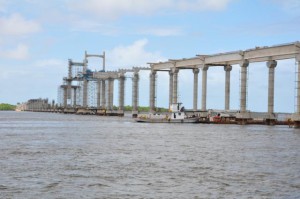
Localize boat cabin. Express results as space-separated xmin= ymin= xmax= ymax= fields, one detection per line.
xmin=169 ymin=103 xmax=185 ymax=120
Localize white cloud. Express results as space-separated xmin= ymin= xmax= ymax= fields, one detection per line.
xmin=0 ymin=13 xmax=41 ymax=36
xmin=0 ymin=13 xmax=41 ymax=60
xmin=0 ymin=44 xmax=29 ymax=60
xmin=107 ymin=39 xmax=166 ymax=68
xmin=69 ymin=0 xmax=233 ymax=20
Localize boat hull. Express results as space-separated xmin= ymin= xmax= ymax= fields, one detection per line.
xmin=135 ymin=118 xmax=199 ymax=123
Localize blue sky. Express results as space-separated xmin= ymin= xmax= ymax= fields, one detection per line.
xmin=0 ymin=0 xmax=299 ymax=112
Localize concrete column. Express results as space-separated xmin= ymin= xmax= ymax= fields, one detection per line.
xmin=67 ymin=81 xmax=72 ymax=107
xmin=63 ymin=87 xmax=67 ymax=108
xmin=132 ymin=71 xmax=139 ymax=112
xmin=292 ymin=57 xmax=300 ymax=127
xmin=118 ymin=75 xmax=125 ymax=111
xmin=193 ymin=68 xmax=199 ymax=111
xmin=82 ymin=58 xmax=88 ymax=108
xmin=82 ymin=80 xmax=88 ymax=108
xmin=169 ymin=70 xmax=174 ymax=107
xmin=101 ymin=80 xmax=106 ymax=109
xmin=224 ymin=65 xmax=232 ymax=110
xmin=67 ymin=60 xmax=72 ymax=107
xmin=107 ymin=78 xmax=114 ymax=110
xmin=297 ymin=59 xmax=300 ymax=114
xmin=267 ymin=60 xmax=277 ymax=114
xmin=201 ymin=65 xmax=209 ymax=111
xmin=73 ymin=87 xmax=77 ymax=107
xmin=173 ymin=68 xmax=179 ymax=104
xmin=97 ymin=80 xmax=101 ymax=108
xmin=149 ymin=70 xmax=157 ymax=112
xmin=240 ymin=60 xmax=249 ymax=113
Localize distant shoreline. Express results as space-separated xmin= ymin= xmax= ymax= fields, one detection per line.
xmin=0 ymin=103 xmax=16 ymax=111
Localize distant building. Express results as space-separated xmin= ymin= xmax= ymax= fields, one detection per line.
xmin=18 ymin=98 xmax=50 ymax=111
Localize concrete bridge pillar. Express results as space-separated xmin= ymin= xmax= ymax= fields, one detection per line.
xmin=132 ymin=71 xmax=139 ymax=117
xmin=240 ymin=60 xmax=249 ymax=113
xmin=297 ymin=59 xmax=300 ymax=114
xmin=201 ymin=65 xmax=209 ymax=111
xmin=224 ymin=65 xmax=232 ymax=110
xmin=82 ymin=59 xmax=88 ymax=108
xmin=67 ymin=81 xmax=72 ymax=107
xmin=118 ymin=74 xmax=125 ymax=114
xmin=172 ymin=68 xmax=179 ymax=104
xmin=236 ymin=60 xmax=250 ymax=124
xmin=169 ymin=70 xmax=174 ymax=107
xmin=101 ymin=80 xmax=106 ymax=109
xmin=193 ymin=68 xmax=199 ymax=111
xmin=67 ymin=60 xmax=72 ymax=107
xmin=107 ymin=78 xmax=114 ymax=110
xmin=149 ymin=70 xmax=157 ymax=113
xmin=267 ymin=60 xmax=277 ymax=113
xmin=82 ymin=79 xmax=88 ymax=108
xmin=73 ymin=87 xmax=77 ymax=107
xmin=63 ymin=87 xmax=67 ymax=108
xmin=292 ymin=56 xmax=300 ymax=127
xmin=97 ymin=80 xmax=101 ymax=108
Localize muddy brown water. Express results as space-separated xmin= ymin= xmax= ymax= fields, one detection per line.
xmin=0 ymin=111 xmax=299 ymax=198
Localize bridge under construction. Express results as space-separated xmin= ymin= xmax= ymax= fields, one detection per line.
xmin=21 ymin=41 xmax=300 ymax=127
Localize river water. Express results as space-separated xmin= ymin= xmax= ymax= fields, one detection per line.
xmin=0 ymin=111 xmax=299 ymax=199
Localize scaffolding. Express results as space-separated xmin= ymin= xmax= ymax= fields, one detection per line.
xmin=76 ymin=81 xmax=83 ymax=106
xmin=88 ymin=80 xmax=97 ymax=107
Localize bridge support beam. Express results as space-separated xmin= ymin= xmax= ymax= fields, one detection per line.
xmin=172 ymin=68 xmax=179 ymax=104
xmin=193 ymin=68 xmax=199 ymax=111
xmin=149 ymin=70 xmax=157 ymax=113
xmin=224 ymin=65 xmax=232 ymax=110
xmin=67 ymin=60 xmax=72 ymax=108
xmin=67 ymin=81 xmax=72 ymax=108
xmin=97 ymin=80 xmax=101 ymax=109
xmin=201 ymin=65 xmax=209 ymax=111
xmin=132 ymin=71 xmax=139 ymax=117
xmin=107 ymin=78 xmax=114 ymax=111
xmin=73 ymin=87 xmax=77 ymax=107
xmin=101 ymin=80 xmax=106 ymax=109
xmin=118 ymin=74 xmax=125 ymax=116
xmin=236 ymin=60 xmax=250 ymax=125
xmin=292 ymin=56 xmax=300 ymax=128
xmin=63 ymin=87 xmax=67 ymax=108
xmin=169 ymin=70 xmax=173 ymax=108
xmin=265 ymin=60 xmax=277 ymax=125
xmin=82 ymin=79 xmax=88 ymax=108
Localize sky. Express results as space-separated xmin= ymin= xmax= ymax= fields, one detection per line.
xmin=0 ymin=0 xmax=299 ymax=113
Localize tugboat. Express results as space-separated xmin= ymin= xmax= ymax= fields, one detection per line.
xmin=135 ymin=103 xmax=199 ymax=123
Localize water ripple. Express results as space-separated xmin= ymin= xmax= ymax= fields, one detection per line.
xmin=0 ymin=111 xmax=299 ymax=198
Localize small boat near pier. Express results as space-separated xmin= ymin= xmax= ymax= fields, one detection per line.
xmin=135 ymin=103 xmax=199 ymax=123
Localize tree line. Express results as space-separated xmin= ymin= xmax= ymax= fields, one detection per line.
xmin=0 ymin=103 xmax=16 ymax=111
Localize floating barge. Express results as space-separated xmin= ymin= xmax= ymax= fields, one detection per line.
xmin=135 ymin=103 xmax=199 ymax=123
